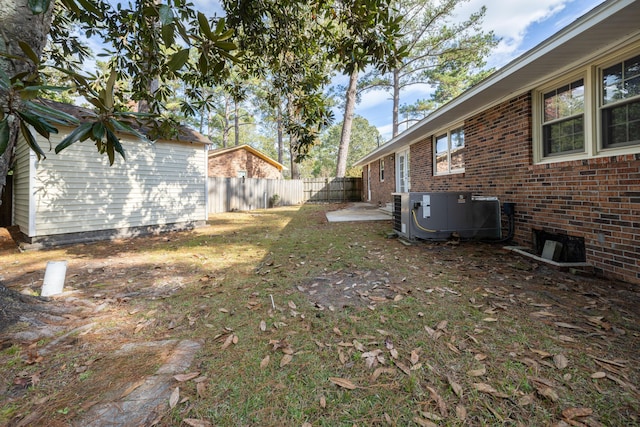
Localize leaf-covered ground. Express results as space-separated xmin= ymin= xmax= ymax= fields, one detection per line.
xmin=0 ymin=204 xmax=638 ymax=426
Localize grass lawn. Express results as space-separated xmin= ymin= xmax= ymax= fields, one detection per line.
xmin=1 ymin=204 xmax=638 ymax=426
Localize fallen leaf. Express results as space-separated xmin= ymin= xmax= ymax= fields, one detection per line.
xmin=530 ymin=311 xmax=556 ymax=317
xmin=320 ymin=395 xmax=326 ymax=408
xmin=446 ymin=342 xmax=461 ymax=354
xmin=473 ymin=383 xmax=509 ymax=398
xmin=474 ymin=353 xmax=487 ymax=361
xmin=196 ymin=382 xmax=207 ymax=398
xmin=447 ymin=376 xmax=463 ymax=398
xmin=174 ymin=372 xmax=200 ymax=382
xmin=591 ymin=371 xmax=606 ymax=379
xmin=482 ymin=317 xmax=498 ymax=322
xmin=219 ymin=308 xmax=229 ymax=313
xmin=169 ymin=387 xmax=180 ymax=408
xmin=456 ymin=404 xmax=467 ymax=421
xmin=536 ymin=386 xmax=559 ymax=402
xmin=288 ymin=301 xmax=297 ymax=309
xmin=419 ymin=411 xmax=442 ymax=422
xmin=553 ymin=354 xmax=568 ymax=370
xmin=558 ymin=335 xmax=577 ymax=342
xmin=183 ymin=419 xmax=212 ymax=427
xmin=467 ymin=365 xmax=486 ymax=377
xmin=221 ymin=334 xmax=234 ymax=349
xmin=329 ymin=377 xmax=357 ymax=390
xmin=333 ymin=327 xmax=343 ymax=336
xmin=436 ymin=320 xmax=448 ymax=330
xmin=120 ymin=379 xmax=145 ymax=398
xmin=394 ymin=360 xmax=411 ymax=376
xmin=372 ymin=367 xmax=396 ymax=380
xmin=338 ymin=348 xmax=347 ymax=365
xmin=280 ymin=354 xmax=293 ymax=367
xmin=562 ymin=407 xmax=593 ymax=420
xmin=554 ymin=322 xmax=583 ymax=330
xmin=410 ymin=349 xmax=420 ymax=365
xmin=426 ymin=386 xmax=448 ymax=417
xmin=259 ymin=320 xmax=267 ymax=331
xmin=389 ymin=348 xmax=399 ymax=359
xmin=530 ymin=348 xmax=552 ymax=358
xmin=260 ymin=355 xmax=270 ymax=369
xmin=412 ymin=417 xmax=437 ymax=427
xmin=518 ymin=394 xmax=536 ymax=406
xmin=302 ymin=423 xmax=312 ymax=427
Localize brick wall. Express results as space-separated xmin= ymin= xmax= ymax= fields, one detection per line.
xmin=363 ymin=155 xmax=397 ymax=206
xmin=208 ymin=149 xmax=281 ymax=179
xmin=405 ymin=93 xmax=639 ymax=285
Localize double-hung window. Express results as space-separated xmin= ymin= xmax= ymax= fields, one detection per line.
xmin=379 ymin=159 xmax=385 ymax=181
xmin=542 ymin=79 xmax=585 ymax=156
xmin=434 ymin=126 xmax=464 ymax=175
xmin=601 ymin=53 xmax=640 ymax=148
xmin=534 ymin=46 xmax=640 ymax=162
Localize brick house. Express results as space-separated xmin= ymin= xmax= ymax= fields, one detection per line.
xmin=208 ymin=145 xmax=284 ymax=179
xmin=355 ymin=0 xmax=640 ymax=285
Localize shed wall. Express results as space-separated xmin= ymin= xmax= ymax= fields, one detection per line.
xmin=16 ymin=128 xmax=207 ymax=242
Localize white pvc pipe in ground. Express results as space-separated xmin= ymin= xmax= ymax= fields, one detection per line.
xmin=41 ymin=261 xmax=67 ymax=297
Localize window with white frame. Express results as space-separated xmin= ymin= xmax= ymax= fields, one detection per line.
xmin=542 ymin=79 xmax=585 ymax=156
xmin=379 ymin=158 xmax=385 ymax=181
xmin=534 ymin=45 xmax=640 ymax=162
xmin=601 ymin=53 xmax=640 ymax=148
xmin=434 ymin=126 xmax=464 ymax=175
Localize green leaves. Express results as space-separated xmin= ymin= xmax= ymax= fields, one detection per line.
xmin=167 ymin=49 xmax=191 ymax=72
xmin=18 ymin=41 xmax=39 ymax=65
xmin=20 ymin=120 xmax=46 ymax=161
xmin=55 ymin=122 xmax=93 ymax=154
xmin=17 ymin=111 xmax=58 ymax=139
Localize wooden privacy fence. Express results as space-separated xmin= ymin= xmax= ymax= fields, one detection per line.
xmin=303 ymin=177 xmax=362 ymax=203
xmin=207 ymin=177 xmax=362 ymax=213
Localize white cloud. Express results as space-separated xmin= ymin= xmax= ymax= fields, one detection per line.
xmin=453 ymin=0 xmax=605 ymax=67
xmin=377 ymin=123 xmax=394 ymax=140
xmin=359 ymin=89 xmax=392 ymax=109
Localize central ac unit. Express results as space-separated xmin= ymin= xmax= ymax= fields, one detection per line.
xmin=392 ymin=192 xmax=501 ymax=241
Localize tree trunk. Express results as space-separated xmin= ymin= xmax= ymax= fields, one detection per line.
xmin=289 ymin=136 xmax=300 ymax=179
xmin=0 ymin=0 xmax=55 ymax=204
xmin=335 ymin=69 xmax=358 ymax=178
xmin=276 ymin=104 xmax=283 ymax=165
xmin=234 ymin=98 xmax=240 ymax=146
xmin=222 ymin=97 xmax=230 ymax=148
xmin=392 ymin=68 xmax=400 ymax=138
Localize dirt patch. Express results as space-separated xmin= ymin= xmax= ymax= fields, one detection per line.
xmin=296 ymin=269 xmax=401 ymax=310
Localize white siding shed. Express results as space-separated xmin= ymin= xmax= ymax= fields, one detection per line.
xmin=12 ymin=118 xmax=209 ymax=246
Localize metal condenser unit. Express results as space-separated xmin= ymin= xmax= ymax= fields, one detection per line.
xmin=392 ymin=192 xmax=501 ymax=241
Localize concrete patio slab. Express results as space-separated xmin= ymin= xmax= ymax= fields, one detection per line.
xmin=326 ymin=202 xmax=392 ymax=222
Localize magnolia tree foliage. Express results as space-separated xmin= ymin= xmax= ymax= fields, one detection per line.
xmin=222 ymin=0 xmax=404 ymax=178
xmin=0 ymin=0 xmax=404 ymax=190
xmin=0 ymin=0 xmax=240 ymax=200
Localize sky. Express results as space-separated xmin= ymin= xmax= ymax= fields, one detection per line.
xmin=353 ymin=0 xmax=606 ymax=140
